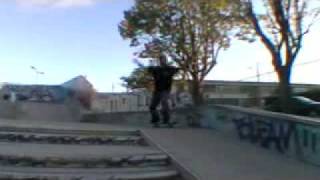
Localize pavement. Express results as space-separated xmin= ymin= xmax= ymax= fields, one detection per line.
xmin=143 ymin=128 xmax=320 ymax=180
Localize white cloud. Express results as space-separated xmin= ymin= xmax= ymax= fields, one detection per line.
xmin=16 ymin=0 xmax=97 ymax=8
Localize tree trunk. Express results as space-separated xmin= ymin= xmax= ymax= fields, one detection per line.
xmin=190 ymin=78 xmax=203 ymax=105
xmin=277 ymin=67 xmax=292 ymax=113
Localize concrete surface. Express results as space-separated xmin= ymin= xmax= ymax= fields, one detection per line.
xmin=2 ymin=116 xmax=320 ymax=180
xmin=0 ymin=118 xmax=137 ymax=132
xmin=0 ymin=166 xmax=179 ymax=179
xmin=143 ymin=128 xmax=320 ymax=180
xmin=0 ymin=117 xmax=183 ymax=180
xmin=0 ymin=142 xmax=161 ymax=160
xmin=0 ymin=100 xmax=82 ymax=122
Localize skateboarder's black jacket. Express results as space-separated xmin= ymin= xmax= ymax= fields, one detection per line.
xmin=148 ymin=66 xmax=179 ymax=92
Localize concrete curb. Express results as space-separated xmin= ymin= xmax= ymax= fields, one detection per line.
xmin=141 ymin=130 xmax=201 ymax=180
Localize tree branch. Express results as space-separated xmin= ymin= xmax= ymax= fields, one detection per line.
xmin=247 ymin=1 xmax=281 ymax=69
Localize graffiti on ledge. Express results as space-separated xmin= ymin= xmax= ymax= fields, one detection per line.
xmin=232 ymin=115 xmax=318 ymax=155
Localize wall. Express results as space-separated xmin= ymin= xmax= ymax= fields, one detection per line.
xmin=0 ymin=99 xmax=83 ymax=122
xmin=92 ymin=92 xmax=192 ymax=113
xmin=92 ymin=93 xmax=150 ymax=113
xmin=0 ymin=101 xmax=21 ymax=119
xmin=198 ymin=105 xmax=320 ymax=166
xmin=1 ymin=85 xmax=69 ymax=103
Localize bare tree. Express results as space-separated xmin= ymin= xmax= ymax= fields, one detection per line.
xmin=239 ymin=0 xmax=320 ymax=112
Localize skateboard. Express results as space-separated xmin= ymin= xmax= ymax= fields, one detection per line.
xmin=152 ymin=121 xmax=178 ymax=128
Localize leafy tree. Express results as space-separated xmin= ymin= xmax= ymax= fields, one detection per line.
xmin=119 ymin=0 xmax=239 ymax=105
xmin=237 ymin=0 xmax=320 ymax=112
xmin=121 ymin=66 xmax=154 ymax=91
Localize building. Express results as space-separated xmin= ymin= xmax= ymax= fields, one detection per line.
xmin=203 ymin=80 xmax=320 ymax=107
xmin=4 ymin=77 xmax=316 ymax=116
xmin=92 ymin=80 xmax=320 ymax=113
xmin=1 ymin=75 xmax=94 ymax=107
xmin=61 ymin=75 xmax=95 ymax=109
xmin=0 ymin=84 xmax=69 ymax=103
xmin=92 ymin=91 xmax=151 ymax=113
xmin=92 ymin=90 xmax=192 ymax=113
xmin=0 ymin=76 xmax=95 ymax=121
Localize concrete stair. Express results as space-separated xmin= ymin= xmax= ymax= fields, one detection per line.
xmin=0 ymin=132 xmax=145 ymax=146
xmin=0 ymin=166 xmax=179 ymax=180
xmin=0 ymin=127 xmax=183 ymax=180
xmin=0 ymin=153 xmax=170 ymax=168
xmin=0 ymin=126 xmax=140 ymax=136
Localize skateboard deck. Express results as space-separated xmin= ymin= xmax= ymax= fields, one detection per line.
xmin=152 ymin=122 xmax=178 ymax=128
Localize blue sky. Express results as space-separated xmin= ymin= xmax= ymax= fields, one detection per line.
xmin=0 ymin=0 xmax=135 ymax=92
xmin=0 ymin=0 xmax=319 ymax=92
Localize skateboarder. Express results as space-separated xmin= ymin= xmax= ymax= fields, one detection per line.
xmin=148 ymin=55 xmax=179 ymax=127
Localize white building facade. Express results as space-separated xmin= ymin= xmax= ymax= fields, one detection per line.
xmin=92 ymin=91 xmax=192 ymax=113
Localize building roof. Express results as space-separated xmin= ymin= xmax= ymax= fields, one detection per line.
xmin=203 ymin=80 xmax=320 ymax=88
xmin=61 ymin=75 xmax=93 ymax=90
xmin=1 ymin=75 xmax=95 ymax=94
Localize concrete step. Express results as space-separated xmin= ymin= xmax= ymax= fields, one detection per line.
xmin=0 ymin=142 xmax=163 ymax=161
xmin=0 ymin=165 xmax=180 ymax=180
xmin=0 ymin=132 xmax=145 ymax=146
xmin=0 ymin=126 xmax=140 ymax=136
xmin=0 ymin=153 xmax=170 ymax=168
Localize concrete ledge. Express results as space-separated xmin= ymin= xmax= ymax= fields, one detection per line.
xmin=201 ymin=104 xmax=320 ymax=166
xmin=215 ymin=105 xmax=320 ymax=126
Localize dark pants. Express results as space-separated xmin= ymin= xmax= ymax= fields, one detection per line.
xmin=149 ymin=91 xmax=170 ymax=124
